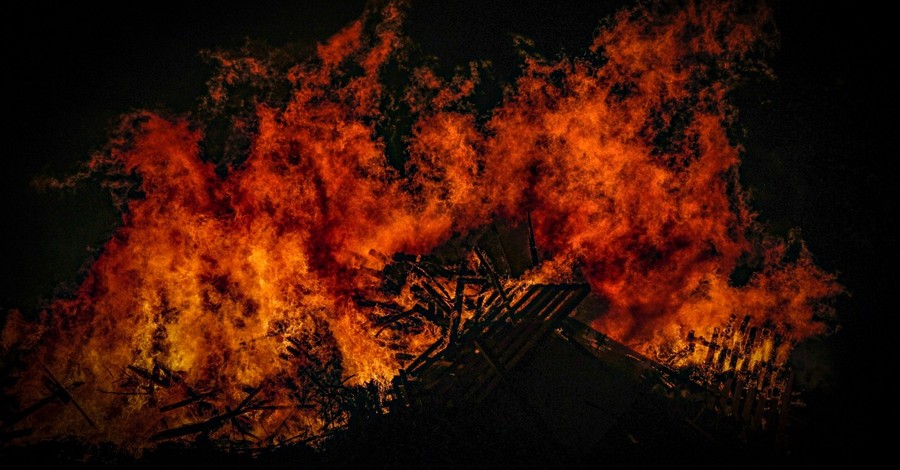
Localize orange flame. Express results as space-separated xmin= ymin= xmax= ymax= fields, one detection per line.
xmin=2 ymin=0 xmax=841 ymax=448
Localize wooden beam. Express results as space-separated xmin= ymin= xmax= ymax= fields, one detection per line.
xmin=39 ymin=362 xmax=95 ymax=429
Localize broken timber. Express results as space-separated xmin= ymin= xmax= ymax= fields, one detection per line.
xmin=393 ymin=283 xmax=589 ymax=407
xmin=151 ymin=385 xmax=265 ymax=441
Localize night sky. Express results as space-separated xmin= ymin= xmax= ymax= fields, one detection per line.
xmin=3 ymin=0 xmax=893 ymax=461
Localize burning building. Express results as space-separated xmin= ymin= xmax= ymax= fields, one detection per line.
xmin=1 ymin=0 xmax=852 ymax=466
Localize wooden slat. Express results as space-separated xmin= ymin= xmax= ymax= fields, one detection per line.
xmin=459 ymin=288 xmax=567 ymax=399
xmin=473 ymin=286 xmax=588 ymax=402
xmin=440 ymin=287 xmax=563 ymax=398
xmin=421 ymin=286 xmax=548 ymax=395
xmin=404 ymin=284 xmax=588 ymax=406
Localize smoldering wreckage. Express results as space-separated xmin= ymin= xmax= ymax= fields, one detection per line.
xmin=3 ymin=225 xmax=805 ymax=464
xmin=1 ymin=0 xmax=840 ymax=466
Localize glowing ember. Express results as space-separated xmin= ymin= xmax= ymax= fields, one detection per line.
xmin=1 ymin=0 xmax=840 ymax=448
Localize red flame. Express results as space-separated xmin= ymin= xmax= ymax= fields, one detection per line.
xmin=2 ymin=0 xmax=841 ymax=447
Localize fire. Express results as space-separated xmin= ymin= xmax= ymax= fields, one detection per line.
xmin=1 ymin=0 xmax=840 ymax=449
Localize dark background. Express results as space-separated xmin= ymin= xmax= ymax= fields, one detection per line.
xmin=2 ymin=0 xmax=893 ymax=461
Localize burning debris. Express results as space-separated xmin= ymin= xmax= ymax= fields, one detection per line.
xmin=394 ymin=283 xmax=590 ymax=407
xmin=666 ymin=314 xmax=799 ymax=436
xmin=1 ymin=242 xmax=804 ymax=456
xmin=1 ymin=0 xmax=840 ymax=459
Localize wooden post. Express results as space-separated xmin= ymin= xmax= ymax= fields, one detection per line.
xmin=776 ymin=371 xmax=794 ymax=444
xmin=474 ymin=246 xmax=510 ymax=309
xmin=527 ymin=211 xmax=540 ymax=266
xmin=730 ymin=377 xmax=743 ymax=417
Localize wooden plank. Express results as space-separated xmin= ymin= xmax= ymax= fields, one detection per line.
xmin=473 ymin=286 xmax=588 ymax=402
xmin=474 ymin=246 xmax=509 ymax=308
xmin=402 ymin=284 xmax=588 ymax=406
xmin=454 ymin=287 xmax=565 ymax=399
xmin=503 ymin=286 xmax=589 ymax=368
xmin=422 ymin=287 xmax=546 ymax=395
xmin=39 ymin=363 xmax=96 ymax=429
xmin=776 ymin=371 xmax=794 ymax=444
xmin=160 ymin=391 xmax=216 ymax=412
xmin=482 ymin=286 xmax=560 ymax=339
xmin=421 ymin=281 xmax=453 ymax=314
xmin=729 ymin=377 xmax=742 ymax=417
xmin=406 ymin=337 xmax=446 ymax=375
xmin=443 ymin=286 xmax=564 ymax=397
xmin=152 ymin=385 xmax=265 ymax=440
xmin=463 ymin=286 xmax=583 ymax=402
xmin=449 ymin=263 xmax=467 ymax=345
xmin=526 ymin=211 xmax=540 ymax=266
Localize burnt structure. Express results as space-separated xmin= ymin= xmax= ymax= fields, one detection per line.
xmin=1 ymin=223 xmax=803 ymax=466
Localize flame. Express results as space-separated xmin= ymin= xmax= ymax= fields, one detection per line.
xmin=2 ymin=0 xmax=840 ymax=448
